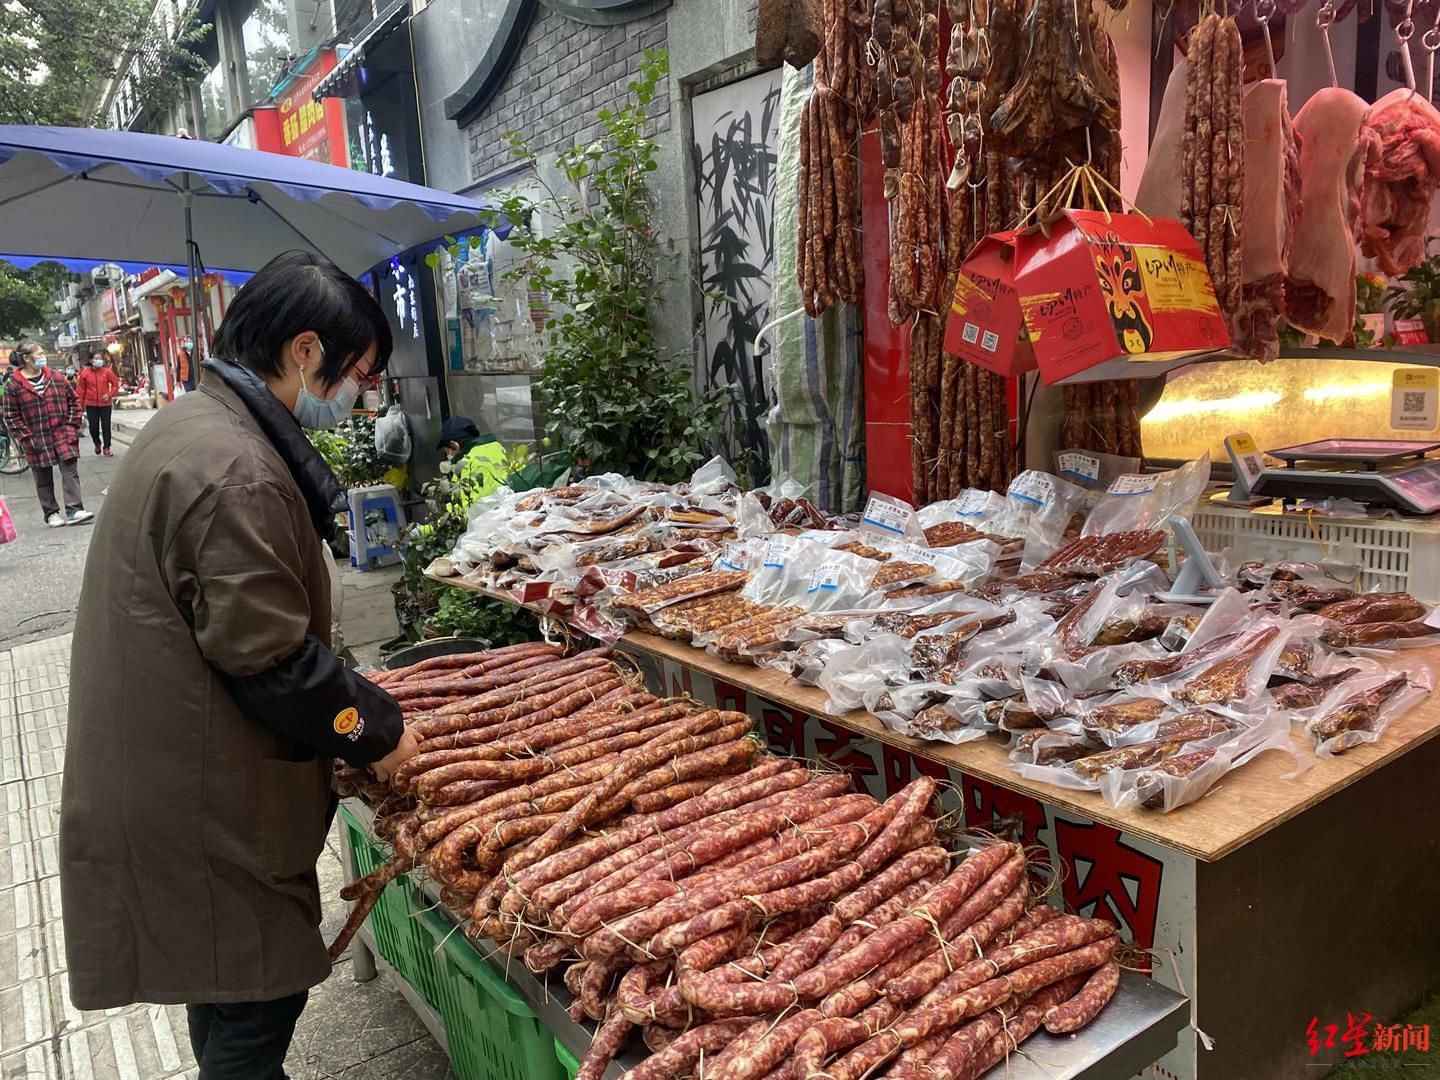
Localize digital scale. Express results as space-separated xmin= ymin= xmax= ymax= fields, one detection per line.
xmin=1247 ymin=438 xmax=1440 ymax=515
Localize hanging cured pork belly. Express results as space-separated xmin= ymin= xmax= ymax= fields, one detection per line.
xmin=1233 ymin=79 xmax=1302 ymax=362
xmin=1356 ymin=88 xmax=1440 ymax=276
xmin=1134 ymin=61 xmax=1189 ymax=222
xmin=1282 ymin=87 xmax=1368 ymax=343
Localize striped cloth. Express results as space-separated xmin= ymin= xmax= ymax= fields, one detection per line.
xmin=763 ymin=64 xmax=866 ymax=515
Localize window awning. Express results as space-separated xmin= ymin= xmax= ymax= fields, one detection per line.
xmin=312 ymin=0 xmax=410 ymax=101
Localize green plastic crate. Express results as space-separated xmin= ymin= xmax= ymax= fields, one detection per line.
xmin=555 ymin=1038 xmax=580 ymax=1080
xmin=433 ymin=920 xmax=566 ymax=1080
xmin=337 ymin=804 xmax=447 ymax=1011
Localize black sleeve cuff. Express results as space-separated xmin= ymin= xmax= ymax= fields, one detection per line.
xmin=221 ymin=635 xmax=405 ymax=766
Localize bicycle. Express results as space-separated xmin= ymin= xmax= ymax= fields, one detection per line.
xmin=0 ymin=419 xmax=29 ymax=476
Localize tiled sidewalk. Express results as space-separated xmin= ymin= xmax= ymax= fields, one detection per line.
xmin=0 ymin=635 xmax=454 ymax=1080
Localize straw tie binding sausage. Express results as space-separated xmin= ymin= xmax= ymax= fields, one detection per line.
xmin=787 ymin=842 xmax=1021 ymax=1002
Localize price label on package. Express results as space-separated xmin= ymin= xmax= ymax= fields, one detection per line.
xmin=808 ymin=561 xmax=845 ymax=592
xmin=1391 ymin=368 xmax=1439 ymax=431
xmin=763 ymin=537 xmax=795 ymax=569
xmin=1009 ymin=472 xmax=1056 ymax=507
xmin=1108 ymin=473 xmax=1160 ymax=496
xmin=898 ymin=542 xmax=941 ymax=566
xmin=954 ymin=489 xmax=992 ymax=517
xmin=1057 ymin=452 xmax=1101 ymax=483
xmin=861 ymin=494 xmax=915 ymax=536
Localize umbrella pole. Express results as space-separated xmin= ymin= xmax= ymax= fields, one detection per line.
xmin=184 ymin=183 xmax=207 ymax=363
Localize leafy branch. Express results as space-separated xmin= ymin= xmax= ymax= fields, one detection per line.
xmin=465 ymin=50 xmax=728 ymax=483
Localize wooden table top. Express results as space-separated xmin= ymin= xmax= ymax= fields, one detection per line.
xmin=433 ymin=573 xmax=1440 ymax=863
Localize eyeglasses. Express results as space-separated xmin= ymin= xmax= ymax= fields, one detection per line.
xmin=352 ymin=364 xmax=383 ymax=388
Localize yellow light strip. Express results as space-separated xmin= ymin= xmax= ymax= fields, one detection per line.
xmin=1300 ymin=380 xmax=1392 ymax=404
xmin=1144 ymin=390 xmax=1284 ymax=424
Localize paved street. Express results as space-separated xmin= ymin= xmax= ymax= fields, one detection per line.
xmin=0 ymin=411 xmax=452 ymax=1079
xmin=0 ymin=408 xmax=149 ymax=651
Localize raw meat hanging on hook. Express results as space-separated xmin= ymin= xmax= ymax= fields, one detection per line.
xmin=1356 ymin=88 xmax=1440 ymax=275
xmin=1282 ymin=87 xmax=1369 ymax=341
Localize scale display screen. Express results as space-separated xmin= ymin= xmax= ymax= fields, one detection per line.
xmin=1251 ymin=459 xmax=1440 ymax=514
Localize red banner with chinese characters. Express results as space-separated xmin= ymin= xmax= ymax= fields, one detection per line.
xmin=256 ymin=48 xmax=349 ymax=167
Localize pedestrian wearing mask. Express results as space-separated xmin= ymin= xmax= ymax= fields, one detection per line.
xmin=0 ymin=340 xmax=92 ymax=527
xmin=60 ymin=250 xmax=420 ymax=1080
xmin=75 ymin=351 xmax=120 ymax=456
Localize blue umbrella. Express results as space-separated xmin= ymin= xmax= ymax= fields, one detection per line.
xmin=0 ymin=125 xmax=497 ymax=345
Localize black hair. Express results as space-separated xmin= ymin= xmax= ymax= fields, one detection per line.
xmin=15 ymin=340 xmax=42 ymax=362
xmin=212 ymin=250 xmax=393 ymax=386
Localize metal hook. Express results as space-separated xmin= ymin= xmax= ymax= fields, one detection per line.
xmin=1318 ymin=1 xmax=1340 ymax=87
xmin=1400 ymin=0 xmax=1418 ymax=92
xmin=1255 ymin=0 xmax=1278 ymax=77
xmin=1425 ymin=23 xmax=1440 ymax=102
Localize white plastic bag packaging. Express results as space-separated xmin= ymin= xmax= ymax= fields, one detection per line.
xmin=1097 ymin=713 xmax=1302 ymax=812
xmin=876 ymin=685 xmax=991 ymax=745
xmin=1300 ymin=663 xmax=1433 ymax=756
xmin=374 ymin=409 xmax=412 ymax=464
xmin=989 ymin=470 xmax=1087 ymax=569
xmin=917 ymin=489 xmax=1007 ymax=529
xmin=1082 ymin=454 xmax=1212 ymax=537
xmin=688 ymin=456 xmax=738 ymax=498
xmin=817 ymin=635 xmax=910 ymax=713
xmin=859 ymin=492 xmax=927 ymax=543
xmin=1051 ymin=448 xmax=1143 ymax=492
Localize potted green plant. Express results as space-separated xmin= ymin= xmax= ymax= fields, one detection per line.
xmin=1384 ymin=238 xmax=1440 ymax=343
xmin=1354 ymin=272 xmax=1388 ymax=347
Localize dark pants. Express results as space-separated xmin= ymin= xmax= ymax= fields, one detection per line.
xmin=186 ymin=991 xmax=308 ymax=1080
xmin=32 ymin=458 xmax=83 ymax=519
xmin=86 ymin=405 xmax=112 ymax=449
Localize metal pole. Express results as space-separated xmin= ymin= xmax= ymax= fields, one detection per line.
xmin=183 ymin=179 xmax=206 ymax=365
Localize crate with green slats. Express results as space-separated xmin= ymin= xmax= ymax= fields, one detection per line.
xmin=555 ymin=1037 xmax=580 ymax=1080
xmin=336 ymin=803 xmax=447 ymax=1011
xmin=429 ymin=914 xmax=566 ymax=1080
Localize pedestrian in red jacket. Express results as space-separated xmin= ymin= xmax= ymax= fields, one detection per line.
xmin=75 ymin=352 xmax=121 ymax=456
xmin=0 ymin=341 xmax=93 ymax=527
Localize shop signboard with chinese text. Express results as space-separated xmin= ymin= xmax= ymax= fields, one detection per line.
xmin=258 ymin=48 xmax=349 ymax=167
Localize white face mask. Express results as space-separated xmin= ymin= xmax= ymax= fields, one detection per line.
xmin=291 ymin=353 xmax=359 ymax=431
xmin=91 ymin=358 xmax=104 ymax=367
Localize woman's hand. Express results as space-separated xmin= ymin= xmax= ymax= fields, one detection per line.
xmin=369 ymin=726 xmax=422 ymax=783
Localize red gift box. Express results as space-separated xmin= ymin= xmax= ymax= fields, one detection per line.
xmin=1013 ymin=210 xmax=1230 ymax=384
xmin=943 ymin=231 xmax=1037 ymax=377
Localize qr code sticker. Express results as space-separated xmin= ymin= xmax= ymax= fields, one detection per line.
xmin=981 ymin=330 xmax=1000 ymax=352
xmin=962 ymin=323 xmax=980 ymax=344
xmin=1404 ymin=391 xmax=1427 ymax=414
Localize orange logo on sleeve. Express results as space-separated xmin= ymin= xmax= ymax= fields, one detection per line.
xmin=334 ymin=707 xmax=360 ymax=736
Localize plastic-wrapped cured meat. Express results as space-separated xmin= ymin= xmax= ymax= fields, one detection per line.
xmin=1305 ymin=671 xmax=1428 ymax=754
xmin=1271 ymin=667 xmax=1363 ymax=709
xmin=1315 ymin=592 xmax=1427 ymax=626
xmin=1320 ymin=621 xmax=1440 ymax=649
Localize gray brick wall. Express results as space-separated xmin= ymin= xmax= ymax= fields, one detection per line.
xmin=467 ymin=7 xmax=672 ymax=184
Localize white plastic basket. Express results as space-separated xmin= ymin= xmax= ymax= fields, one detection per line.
xmin=1192 ymin=504 xmax=1440 ymax=601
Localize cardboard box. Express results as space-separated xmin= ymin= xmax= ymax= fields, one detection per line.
xmin=942 ymin=232 xmax=1037 ymax=377
xmin=1013 ymin=210 xmax=1230 ymax=384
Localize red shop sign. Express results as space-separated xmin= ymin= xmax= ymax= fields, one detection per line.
xmin=257 ymin=48 xmax=349 ymax=168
